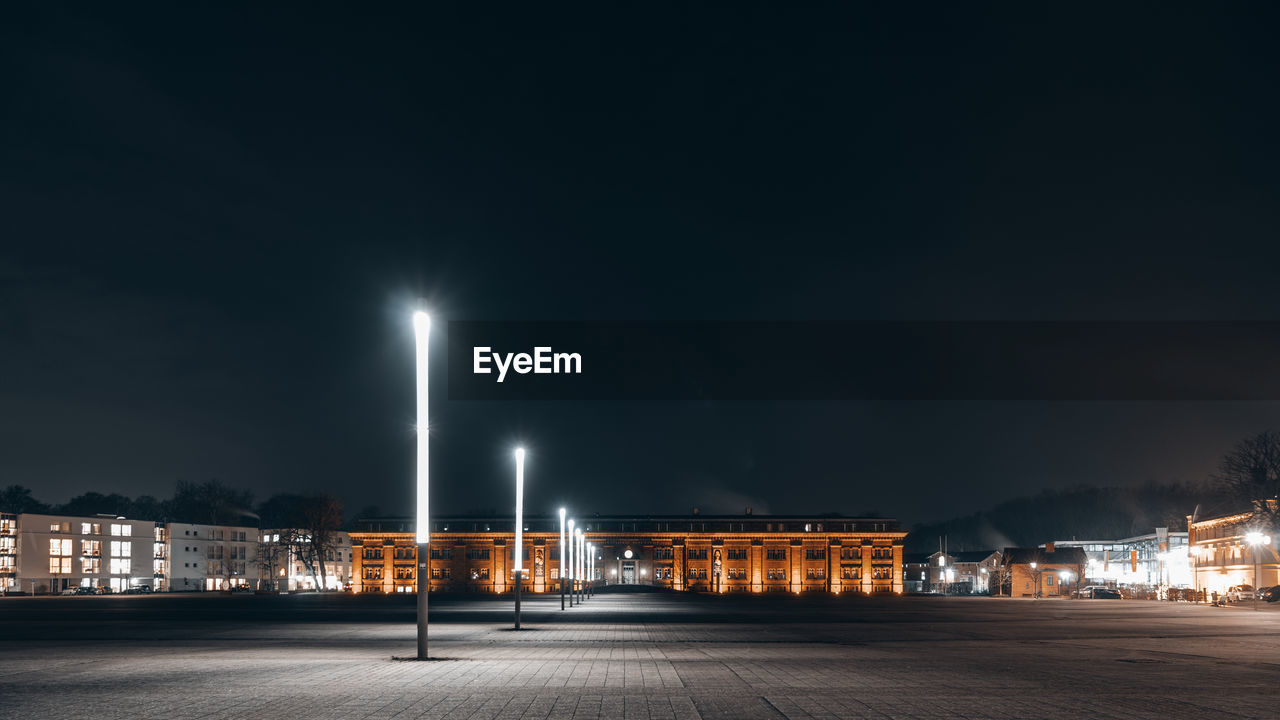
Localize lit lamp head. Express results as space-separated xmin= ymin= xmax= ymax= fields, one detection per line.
xmin=1246 ymin=531 xmax=1272 ymax=547
xmin=1030 ymin=562 xmax=1037 ymax=570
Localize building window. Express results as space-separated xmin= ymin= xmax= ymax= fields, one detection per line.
xmin=80 ymin=522 xmax=101 ymax=535
xmin=654 ymin=547 xmax=674 ymax=560
xmin=429 ymin=547 xmax=453 ymax=559
xmin=470 ymin=568 xmax=490 ymax=580
xmin=805 ymin=548 xmax=826 ymax=560
xmin=687 ymin=548 xmax=708 ymax=560
xmin=806 ymin=568 xmax=826 ymax=580
xmin=110 ymin=558 xmax=131 ymax=574
xmin=687 ymin=568 xmax=708 ymax=579
xmin=363 ymin=547 xmax=384 ymax=560
xmin=766 ymin=568 xmax=786 ymax=580
xmin=82 ymin=557 xmax=101 ymax=574
xmin=394 ymin=566 xmax=414 ymax=580
xmin=841 ymin=567 xmax=859 ymax=579
xmin=840 ymin=547 xmax=859 ymax=560
xmin=550 ymin=568 xmax=558 ymax=580
xmin=82 ymin=540 xmax=101 ymax=556
xmin=110 ymin=524 xmax=126 ymax=537
xmin=766 ymin=548 xmax=787 ymax=561
xmin=393 ymin=546 xmax=415 ymax=560
xmin=727 ymin=548 xmax=748 ymax=560
xmin=654 ymin=567 xmax=672 ymax=579
xmin=363 ymin=567 xmax=382 ymax=580
xmin=466 ymin=548 xmax=491 ymax=560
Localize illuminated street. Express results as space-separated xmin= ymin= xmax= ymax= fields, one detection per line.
xmin=2 ymin=591 xmax=1277 ymax=719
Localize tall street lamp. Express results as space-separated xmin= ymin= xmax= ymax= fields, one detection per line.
xmin=412 ymin=311 xmax=431 ymax=660
xmin=588 ymin=542 xmax=595 ymax=597
xmin=1030 ymin=561 xmax=1039 ymax=599
xmin=575 ymin=528 xmax=584 ymax=603
xmin=1246 ymin=531 xmax=1271 ymax=611
xmin=559 ymin=508 xmax=567 ymax=611
xmin=566 ymin=519 xmax=575 ymax=607
xmin=513 ymin=448 xmax=525 ymax=630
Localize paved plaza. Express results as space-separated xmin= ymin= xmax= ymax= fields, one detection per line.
xmin=2 ymin=589 xmax=1279 ymax=719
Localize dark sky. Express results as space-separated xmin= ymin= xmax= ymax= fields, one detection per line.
xmin=4 ymin=4 xmax=1280 ymax=526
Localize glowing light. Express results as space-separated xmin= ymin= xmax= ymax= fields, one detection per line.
xmin=566 ymin=519 xmax=575 ymax=579
xmin=1246 ymin=531 xmax=1271 ymax=546
xmin=413 ymin=311 xmax=430 ymax=544
xmin=513 ymin=448 xmax=525 ymax=572
xmin=624 ymin=549 xmax=633 ymax=559
xmin=559 ymin=508 xmax=566 ymax=582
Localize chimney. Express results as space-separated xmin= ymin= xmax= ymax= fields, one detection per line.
xmin=1045 ymin=542 xmax=1055 ymax=553
xmin=745 ymin=507 xmax=753 ymax=516
xmin=692 ymin=507 xmax=700 ymax=516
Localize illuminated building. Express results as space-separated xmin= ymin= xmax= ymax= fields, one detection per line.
xmin=924 ymin=550 xmax=1002 ymax=594
xmin=7 ymin=513 xmax=163 ymax=594
xmin=1040 ymin=528 xmax=1190 ymax=591
xmin=258 ymin=529 xmax=353 ymax=591
xmin=1000 ymin=545 xmax=1088 ymax=598
xmin=350 ymin=514 xmax=906 ymax=595
xmin=167 ymin=523 xmax=259 ymax=591
xmin=1188 ymin=510 xmax=1278 ymax=598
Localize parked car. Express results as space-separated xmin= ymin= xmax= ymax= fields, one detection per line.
xmin=59 ymin=588 xmax=78 ymax=595
xmin=75 ymin=586 xmax=97 ymax=595
xmin=1259 ymin=585 xmax=1280 ymax=603
xmin=1226 ymin=584 xmax=1255 ymax=602
xmin=123 ymin=585 xmax=152 ymax=594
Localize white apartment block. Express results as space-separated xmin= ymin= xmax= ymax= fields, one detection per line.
xmin=8 ymin=513 xmax=163 ymax=594
xmin=260 ymin=529 xmax=353 ymax=591
xmin=167 ymin=523 xmax=259 ymax=591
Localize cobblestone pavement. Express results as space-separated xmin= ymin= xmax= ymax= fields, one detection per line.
xmin=2 ymin=591 xmax=1279 ymax=719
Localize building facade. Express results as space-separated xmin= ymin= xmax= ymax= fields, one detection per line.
xmin=9 ymin=513 xmax=163 ymax=594
xmin=1001 ymin=545 xmax=1088 ymax=598
xmin=351 ymin=514 xmax=907 ymax=595
xmin=259 ymin=529 xmax=352 ymax=591
xmin=925 ymin=550 xmax=1002 ymax=594
xmin=1188 ymin=510 xmax=1278 ymax=598
xmin=167 ymin=523 xmax=259 ymax=591
xmin=1041 ymin=528 xmax=1190 ymax=591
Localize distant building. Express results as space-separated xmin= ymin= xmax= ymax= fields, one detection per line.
xmin=1001 ymin=545 xmax=1088 ymax=598
xmin=259 ymin=529 xmax=352 ymax=591
xmin=1040 ymin=528 xmax=1190 ymax=590
xmin=5 ymin=513 xmax=162 ymax=594
xmin=926 ymin=550 xmax=1002 ymax=594
xmin=902 ymin=552 xmax=929 ymax=593
xmin=1187 ymin=510 xmax=1278 ymax=598
xmin=351 ymin=514 xmax=907 ymax=595
xmin=167 ymin=523 xmax=259 ymax=591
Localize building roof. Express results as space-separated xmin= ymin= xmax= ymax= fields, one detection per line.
xmin=903 ymin=552 xmax=931 ymax=565
xmin=1000 ymin=546 xmax=1087 ymax=566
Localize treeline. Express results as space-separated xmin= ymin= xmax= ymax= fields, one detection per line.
xmin=905 ymin=481 xmax=1237 ymax=554
xmin=0 ymin=480 xmax=344 ymax=530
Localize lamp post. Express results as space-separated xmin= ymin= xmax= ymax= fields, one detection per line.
xmin=412 ymin=311 xmax=431 ymax=660
xmin=1030 ymin=561 xmax=1038 ymax=599
xmin=1246 ymin=531 xmax=1271 ymax=611
xmin=1058 ymin=570 xmax=1071 ymax=598
xmin=513 ymin=448 xmax=525 ymax=630
xmin=566 ymin=519 xmax=575 ymax=607
xmin=575 ymin=528 xmax=584 ymax=603
xmin=559 ymin=508 xmax=566 ymax=611
xmin=588 ymin=542 xmax=595 ymax=597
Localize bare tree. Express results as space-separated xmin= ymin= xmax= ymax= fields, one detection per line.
xmin=988 ymin=563 xmax=1012 ymax=597
xmin=301 ymin=494 xmax=343 ymax=590
xmin=1216 ymin=430 xmax=1280 ymax=529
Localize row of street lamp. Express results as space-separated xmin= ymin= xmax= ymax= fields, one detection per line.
xmin=412 ymin=312 xmax=598 ymax=658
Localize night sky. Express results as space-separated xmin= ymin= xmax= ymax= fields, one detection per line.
xmin=4 ymin=4 xmax=1280 ymax=526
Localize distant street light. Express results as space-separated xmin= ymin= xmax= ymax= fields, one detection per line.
xmin=566 ymin=519 xmax=575 ymax=607
xmin=575 ymin=527 xmax=584 ymax=603
xmin=513 ymin=448 xmax=525 ymax=630
xmin=1246 ymin=531 xmax=1271 ymax=611
xmin=412 ymin=310 xmax=430 ymax=660
xmin=559 ymin=508 xmax=567 ymax=611
xmin=588 ymin=542 xmax=595 ymax=597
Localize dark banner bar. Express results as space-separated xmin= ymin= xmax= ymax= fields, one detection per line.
xmin=446 ymin=322 xmax=1280 ymax=401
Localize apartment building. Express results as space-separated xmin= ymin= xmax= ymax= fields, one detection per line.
xmin=259 ymin=529 xmax=353 ymax=591
xmin=167 ymin=522 xmax=259 ymax=591
xmin=9 ymin=513 xmax=162 ymax=594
